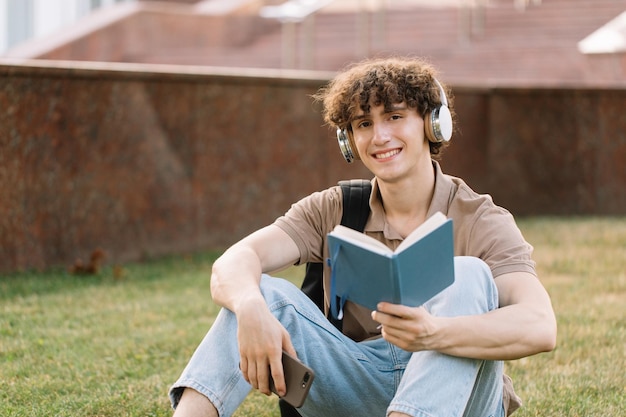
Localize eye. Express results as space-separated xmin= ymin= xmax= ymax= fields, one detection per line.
xmin=390 ymin=114 xmax=403 ymax=121
xmin=356 ymin=120 xmax=371 ymax=129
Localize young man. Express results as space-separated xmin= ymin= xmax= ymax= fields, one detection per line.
xmin=169 ymin=57 xmax=557 ymax=417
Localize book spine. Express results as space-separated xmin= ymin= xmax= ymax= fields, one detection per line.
xmin=391 ymin=256 xmax=400 ymax=305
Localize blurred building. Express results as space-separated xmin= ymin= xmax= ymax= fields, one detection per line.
xmin=0 ymin=0 xmax=135 ymax=54
xmin=2 ymin=0 xmax=625 ymax=86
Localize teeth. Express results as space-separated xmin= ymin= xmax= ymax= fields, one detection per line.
xmin=376 ymin=149 xmax=400 ymax=159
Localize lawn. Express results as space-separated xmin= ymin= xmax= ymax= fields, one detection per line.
xmin=1 ymin=217 xmax=624 ymax=416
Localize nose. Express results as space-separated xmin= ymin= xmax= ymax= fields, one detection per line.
xmin=372 ymin=123 xmax=391 ymax=145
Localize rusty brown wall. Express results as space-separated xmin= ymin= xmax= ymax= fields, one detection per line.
xmin=443 ymin=87 xmax=626 ymax=215
xmin=1 ymin=61 xmax=624 ymax=273
xmin=0 ymin=61 xmax=372 ymax=272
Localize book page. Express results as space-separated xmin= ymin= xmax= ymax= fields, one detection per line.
xmin=396 ymin=212 xmax=448 ymax=253
xmin=329 ymin=225 xmax=392 ymax=256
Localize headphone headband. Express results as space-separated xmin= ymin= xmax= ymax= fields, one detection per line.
xmin=433 ymin=78 xmax=448 ymax=107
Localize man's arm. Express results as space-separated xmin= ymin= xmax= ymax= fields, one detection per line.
xmin=210 ymin=224 xmax=300 ymax=310
xmin=372 ymin=271 xmax=557 ymax=360
xmin=210 ymin=224 xmax=301 ymax=396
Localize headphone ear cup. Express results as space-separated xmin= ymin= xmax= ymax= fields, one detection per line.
xmin=425 ymin=104 xmax=453 ymax=143
xmin=336 ymin=128 xmax=360 ymax=163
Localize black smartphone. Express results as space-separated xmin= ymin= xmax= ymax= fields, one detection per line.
xmin=269 ymin=351 xmax=315 ymax=408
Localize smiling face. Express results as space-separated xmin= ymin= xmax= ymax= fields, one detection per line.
xmin=314 ymin=57 xmax=453 ymax=159
xmin=350 ymin=102 xmax=431 ymax=183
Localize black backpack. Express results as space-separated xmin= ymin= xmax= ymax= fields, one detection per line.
xmin=279 ymin=179 xmax=372 ymax=417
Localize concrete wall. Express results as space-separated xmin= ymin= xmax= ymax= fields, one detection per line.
xmin=1 ymin=60 xmax=624 ymax=273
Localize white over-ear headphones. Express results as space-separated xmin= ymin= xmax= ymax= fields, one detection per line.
xmin=424 ymin=79 xmax=453 ymax=144
xmin=336 ymin=78 xmax=453 ymax=163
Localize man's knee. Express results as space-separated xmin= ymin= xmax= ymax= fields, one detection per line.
xmin=259 ymin=274 xmax=303 ymax=305
xmin=454 ymin=256 xmax=498 ymax=310
xmin=426 ymin=256 xmax=498 ymax=316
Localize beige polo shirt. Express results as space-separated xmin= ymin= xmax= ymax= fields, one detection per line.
xmin=274 ymin=161 xmax=536 ymax=341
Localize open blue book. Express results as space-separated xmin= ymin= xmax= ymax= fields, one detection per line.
xmin=327 ymin=212 xmax=455 ymax=319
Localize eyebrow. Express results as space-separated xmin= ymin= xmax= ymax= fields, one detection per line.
xmin=352 ymin=103 xmax=408 ymax=121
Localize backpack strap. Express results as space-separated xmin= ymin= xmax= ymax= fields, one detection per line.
xmin=299 ymin=179 xmax=372 ymax=317
xmin=338 ymin=179 xmax=372 ymax=231
xmin=330 ymin=179 xmax=372 ymax=327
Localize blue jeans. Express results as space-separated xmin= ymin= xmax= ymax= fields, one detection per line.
xmin=169 ymin=256 xmax=504 ymax=417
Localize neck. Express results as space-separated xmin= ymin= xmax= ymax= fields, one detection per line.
xmin=377 ymin=160 xmax=436 ymax=237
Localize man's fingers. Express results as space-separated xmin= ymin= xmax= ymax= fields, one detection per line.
xmin=253 ymin=359 xmax=270 ymax=395
xmin=239 ymin=356 xmax=249 ymax=383
xmin=269 ymin=354 xmax=286 ymax=397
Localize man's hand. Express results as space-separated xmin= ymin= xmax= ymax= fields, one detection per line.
xmin=371 ymin=302 xmax=442 ymax=352
xmin=372 ymin=271 xmax=557 ymax=360
xmin=236 ymin=297 xmax=297 ymax=397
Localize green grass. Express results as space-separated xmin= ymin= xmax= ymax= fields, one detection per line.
xmin=1 ymin=218 xmax=625 ymax=416
xmin=505 ymin=217 xmax=626 ymax=417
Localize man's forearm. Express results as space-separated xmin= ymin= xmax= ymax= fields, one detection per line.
xmin=210 ymin=245 xmax=265 ymax=312
xmin=209 ymin=225 xmax=301 ymax=313
xmin=434 ymin=302 xmax=557 ymax=360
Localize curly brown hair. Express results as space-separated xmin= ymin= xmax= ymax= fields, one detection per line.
xmin=313 ymin=56 xmax=455 ymax=157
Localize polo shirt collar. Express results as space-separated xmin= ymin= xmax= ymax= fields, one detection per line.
xmin=365 ymin=160 xmax=454 ymax=240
